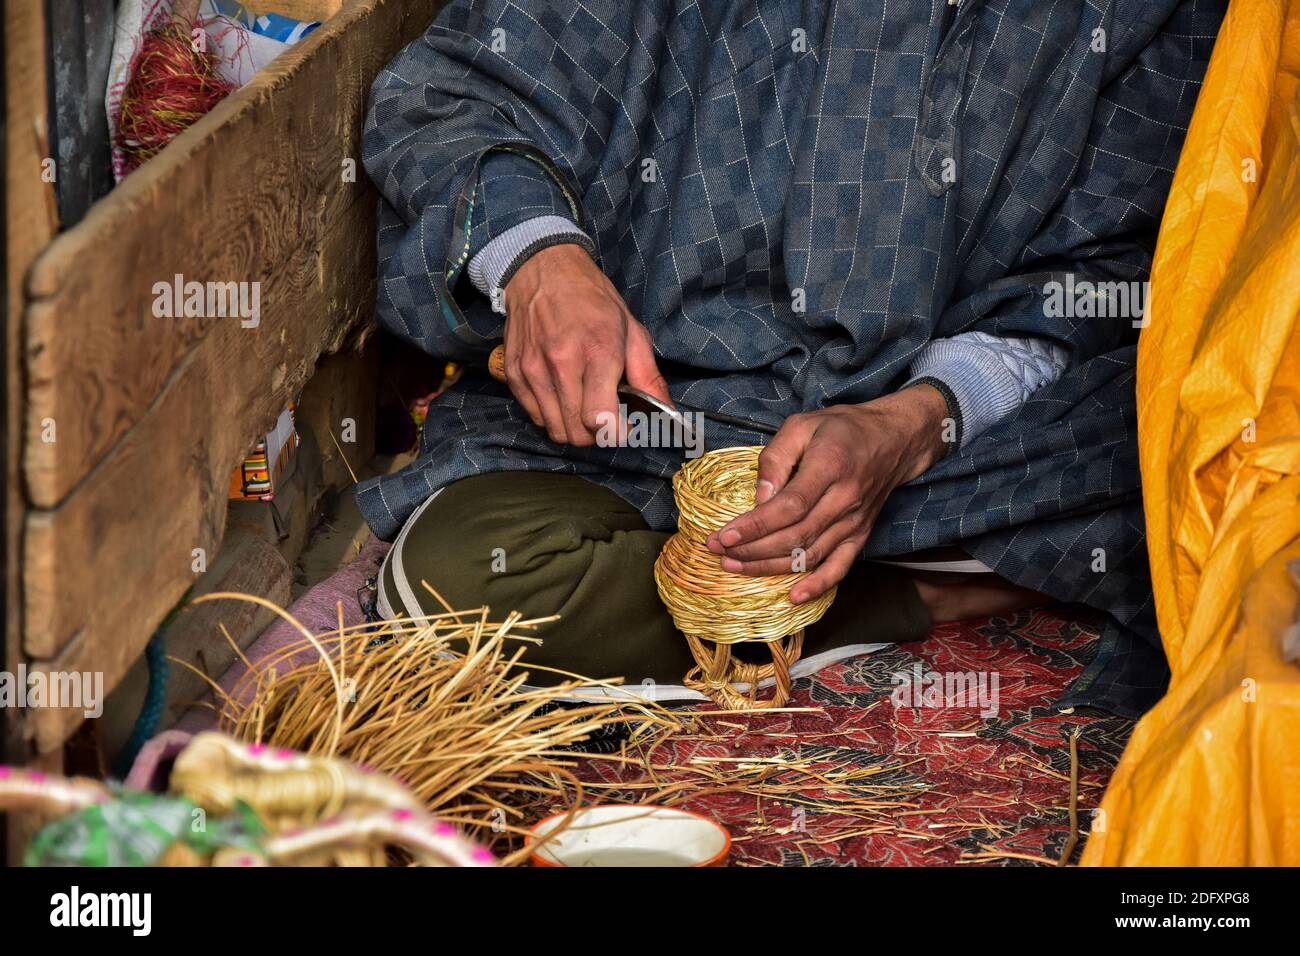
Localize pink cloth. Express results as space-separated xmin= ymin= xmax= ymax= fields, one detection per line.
xmin=125 ymin=729 xmax=195 ymax=791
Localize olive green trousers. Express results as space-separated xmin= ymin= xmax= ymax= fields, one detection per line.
xmin=378 ymin=472 xmax=931 ymax=697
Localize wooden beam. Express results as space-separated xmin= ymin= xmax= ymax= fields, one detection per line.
xmin=23 ymin=0 xmax=430 ymax=508
xmin=253 ymin=0 xmax=346 ymax=21
xmin=4 ymin=0 xmax=60 ymax=863
xmin=23 ymin=189 xmax=373 ymax=668
xmin=23 ymin=200 xmax=376 ymax=750
xmin=296 ymin=343 xmax=379 ymax=492
xmin=20 ymin=0 xmax=438 ymax=751
xmin=45 ymin=0 xmax=115 ymax=230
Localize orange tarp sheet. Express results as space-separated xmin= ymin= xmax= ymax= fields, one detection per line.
xmin=1083 ymin=0 xmax=1300 ymax=865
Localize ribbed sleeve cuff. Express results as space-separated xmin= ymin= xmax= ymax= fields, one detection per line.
xmin=467 ymin=216 xmax=594 ymax=312
xmin=905 ymin=339 xmax=1026 ymax=448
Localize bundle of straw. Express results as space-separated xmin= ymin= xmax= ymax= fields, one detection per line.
xmin=192 ymin=591 xmax=675 ymax=864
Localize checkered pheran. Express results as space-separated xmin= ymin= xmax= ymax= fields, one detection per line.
xmin=357 ymin=0 xmax=1226 ymax=715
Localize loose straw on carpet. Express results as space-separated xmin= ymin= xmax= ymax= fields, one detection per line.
xmin=1058 ymin=727 xmax=1082 ymax=866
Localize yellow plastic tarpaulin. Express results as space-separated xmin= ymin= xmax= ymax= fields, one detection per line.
xmin=1083 ymin=0 xmax=1300 ymax=865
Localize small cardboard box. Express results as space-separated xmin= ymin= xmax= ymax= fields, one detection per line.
xmin=229 ymin=403 xmax=299 ymax=500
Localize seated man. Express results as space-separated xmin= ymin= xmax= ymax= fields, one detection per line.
xmin=356 ymin=0 xmax=1224 ymax=714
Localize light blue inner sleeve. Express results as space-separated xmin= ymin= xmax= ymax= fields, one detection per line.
xmin=467 ymin=215 xmax=592 ymax=313
xmin=906 ymin=332 xmax=1070 ymax=447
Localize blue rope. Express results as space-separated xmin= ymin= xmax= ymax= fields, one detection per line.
xmin=111 ymin=622 xmax=171 ymax=780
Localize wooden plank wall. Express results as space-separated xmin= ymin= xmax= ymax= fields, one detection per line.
xmin=16 ymin=0 xmax=435 ymax=754
xmin=4 ymin=0 xmax=62 ymax=862
xmin=265 ymin=0 xmax=347 ymax=20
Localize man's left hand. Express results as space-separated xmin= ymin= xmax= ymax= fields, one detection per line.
xmin=706 ymin=384 xmax=951 ymax=604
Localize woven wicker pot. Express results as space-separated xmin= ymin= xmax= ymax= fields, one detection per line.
xmin=654 ymin=446 xmax=836 ymax=709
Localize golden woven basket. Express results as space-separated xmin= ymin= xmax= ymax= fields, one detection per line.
xmin=654 ymin=446 xmax=836 ymax=709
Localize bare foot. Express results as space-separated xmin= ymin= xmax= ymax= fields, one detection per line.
xmin=911 ymin=571 xmax=1051 ymax=623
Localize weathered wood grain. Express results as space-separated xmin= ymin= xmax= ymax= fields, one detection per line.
xmin=256 ymin=0 xmax=346 ymax=21
xmin=23 ymin=0 xmax=430 ymax=507
xmin=46 ymin=0 xmax=116 ymax=230
xmin=296 ymin=343 xmax=379 ymax=492
xmin=23 ymin=189 xmax=374 ymax=664
xmin=20 ymin=0 xmax=442 ymax=751
xmin=5 ymin=0 xmax=61 ymax=861
xmin=23 ymin=204 xmax=376 ymax=749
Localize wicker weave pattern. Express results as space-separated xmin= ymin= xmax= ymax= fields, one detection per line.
xmin=654 ymin=446 xmax=836 ymax=709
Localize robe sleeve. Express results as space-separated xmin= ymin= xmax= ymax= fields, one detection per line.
xmin=361 ymin=0 xmax=638 ymax=360
xmin=906 ymin=332 xmax=1070 ymax=447
xmin=464 ymin=151 xmax=593 ymax=313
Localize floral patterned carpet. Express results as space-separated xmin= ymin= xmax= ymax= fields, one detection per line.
xmin=573 ymin=609 xmax=1136 ymax=866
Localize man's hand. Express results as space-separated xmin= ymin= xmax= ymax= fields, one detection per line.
xmin=706 ymin=384 xmax=951 ymax=603
xmin=502 ymin=244 xmax=670 ymax=446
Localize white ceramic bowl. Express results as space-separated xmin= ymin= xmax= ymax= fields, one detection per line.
xmin=526 ymin=804 xmax=730 ymax=867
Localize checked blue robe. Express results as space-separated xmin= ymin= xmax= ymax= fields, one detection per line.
xmin=356 ymin=0 xmax=1226 ymax=715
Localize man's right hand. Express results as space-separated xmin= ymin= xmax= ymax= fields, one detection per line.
xmin=501 ymin=243 xmax=670 ymax=446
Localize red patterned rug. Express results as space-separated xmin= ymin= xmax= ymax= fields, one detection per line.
xmin=573 ymin=608 xmax=1135 ymax=866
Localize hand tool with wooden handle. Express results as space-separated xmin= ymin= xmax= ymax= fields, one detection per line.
xmin=487 ymin=344 xmax=778 ymax=436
